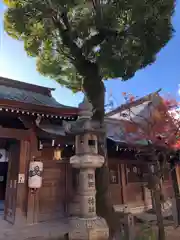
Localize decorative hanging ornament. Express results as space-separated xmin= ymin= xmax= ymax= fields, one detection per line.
xmin=54 ymin=147 xmax=62 ymax=161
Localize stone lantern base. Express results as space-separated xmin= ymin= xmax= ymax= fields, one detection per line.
xmin=68 ymin=216 xmax=109 ymax=240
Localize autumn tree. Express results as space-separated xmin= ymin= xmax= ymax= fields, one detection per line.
xmin=3 ymin=0 xmax=175 ymax=236
xmin=120 ymin=91 xmax=180 ymax=240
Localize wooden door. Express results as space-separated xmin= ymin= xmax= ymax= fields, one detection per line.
xmin=109 ymin=163 xmax=123 ymax=205
xmin=0 ymin=162 xmax=8 ymax=200
xmin=125 ymin=164 xmax=145 ymax=206
xmin=4 ymin=142 xmax=20 ymax=224
xmin=38 ymin=161 xmax=66 ymax=222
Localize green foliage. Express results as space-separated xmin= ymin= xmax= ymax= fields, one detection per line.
xmin=3 ymin=0 xmax=175 ymax=92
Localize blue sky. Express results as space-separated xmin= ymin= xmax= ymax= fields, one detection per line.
xmin=0 ymin=2 xmax=180 ymax=108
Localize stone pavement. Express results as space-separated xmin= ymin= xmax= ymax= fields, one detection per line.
xmin=0 ymin=217 xmax=69 ymax=240
xmin=1 ymin=218 xmax=180 ymax=240
xmin=165 ymin=226 xmax=180 ymax=239
xmin=136 ymin=225 xmax=180 ymax=240
xmin=151 ymin=226 xmax=180 ymax=239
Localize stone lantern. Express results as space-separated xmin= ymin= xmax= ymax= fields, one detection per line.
xmin=64 ymin=96 xmax=109 ymax=240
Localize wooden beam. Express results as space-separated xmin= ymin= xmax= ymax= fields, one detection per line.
xmin=0 ymin=127 xmax=30 ymax=140
xmin=19 ymin=116 xmax=35 ymax=129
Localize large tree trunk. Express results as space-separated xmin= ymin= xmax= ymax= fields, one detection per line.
xmin=96 ymin=140 xmax=121 ymax=238
xmin=57 ymin=17 xmax=123 ymax=238
xmin=148 ymin=164 xmax=165 ymax=240
xmin=152 ymin=188 xmax=165 ymax=240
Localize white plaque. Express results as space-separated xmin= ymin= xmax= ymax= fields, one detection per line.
xmin=18 ymin=174 xmax=25 ymax=183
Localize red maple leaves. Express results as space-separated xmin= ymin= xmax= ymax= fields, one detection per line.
xmin=120 ymin=92 xmax=180 ymax=149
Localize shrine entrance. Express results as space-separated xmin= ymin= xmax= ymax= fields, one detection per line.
xmin=0 ymin=139 xmax=20 ymax=224
xmin=0 ymin=139 xmax=10 ymax=218
xmin=0 ymin=161 xmax=8 ymax=218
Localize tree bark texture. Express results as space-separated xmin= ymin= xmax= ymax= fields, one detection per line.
xmin=148 ymin=164 xmax=165 ymax=240
xmin=152 ymin=188 xmax=165 ymax=240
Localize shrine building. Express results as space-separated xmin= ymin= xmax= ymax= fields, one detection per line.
xmin=0 ymin=76 xmax=176 ymax=226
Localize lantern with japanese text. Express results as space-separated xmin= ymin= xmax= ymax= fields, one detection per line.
xmin=28 ymin=161 xmax=43 ymax=190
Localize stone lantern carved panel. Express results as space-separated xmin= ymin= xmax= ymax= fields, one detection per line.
xmin=87 ymin=196 xmax=96 ymax=215
xmin=75 ymin=133 xmax=98 ymax=155
xmin=88 ymin=173 xmax=95 ymax=188
xmin=88 ymin=134 xmax=98 ymax=154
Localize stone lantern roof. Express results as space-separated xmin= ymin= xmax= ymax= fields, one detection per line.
xmin=78 ymin=96 xmax=93 ymax=119
xmin=64 ymin=96 xmax=105 ymax=135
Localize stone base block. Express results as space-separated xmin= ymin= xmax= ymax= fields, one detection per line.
xmin=68 ymin=217 xmax=109 ymax=240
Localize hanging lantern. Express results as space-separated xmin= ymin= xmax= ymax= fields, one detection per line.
xmin=53 ymin=147 xmax=62 ymax=161
xmin=28 ymin=161 xmax=43 ymax=189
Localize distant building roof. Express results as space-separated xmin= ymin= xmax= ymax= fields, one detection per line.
xmin=106 ymin=89 xmax=162 ymax=120
xmin=0 ymin=76 xmax=73 ymax=109
xmin=105 ymin=90 xmax=175 ymax=147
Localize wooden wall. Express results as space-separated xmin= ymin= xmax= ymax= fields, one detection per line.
xmin=124 ymin=163 xmax=148 ymax=208
xmin=108 ymin=160 xmax=147 ymax=207
xmin=108 ymin=160 xmax=123 ymax=205
xmin=29 ymin=149 xmax=174 ymax=223
xmin=38 ymin=161 xmax=66 ymax=222
xmin=36 ymin=148 xmax=72 ymax=222
xmin=108 ymin=159 xmax=173 ymax=209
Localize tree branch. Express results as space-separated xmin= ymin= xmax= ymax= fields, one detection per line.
xmin=83 ymin=20 xmax=143 ymax=56
xmin=55 ymin=46 xmax=75 ymax=61
xmin=45 ymin=0 xmax=105 ymax=121
xmin=61 ymin=10 xmax=71 ymax=31
xmin=90 ymin=0 xmax=96 ymax=11
xmin=82 ymin=27 xmax=128 ymax=55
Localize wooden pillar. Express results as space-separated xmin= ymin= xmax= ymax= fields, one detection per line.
xmin=65 ymin=161 xmax=69 ymax=215
xmin=120 ymin=164 xmax=127 ymax=204
xmin=141 ymin=165 xmax=149 ymax=210
xmin=175 ymin=166 xmax=180 ymax=192
xmin=141 ymin=185 xmax=146 ymax=209
xmin=26 ymin=129 xmax=41 ymax=224
xmin=15 ymin=140 xmax=31 ymax=225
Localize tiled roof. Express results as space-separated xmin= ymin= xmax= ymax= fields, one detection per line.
xmin=0 ymin=77 xmax=72 ymax=109
xmin=0 ymin=85 xmax=69 ymax=108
